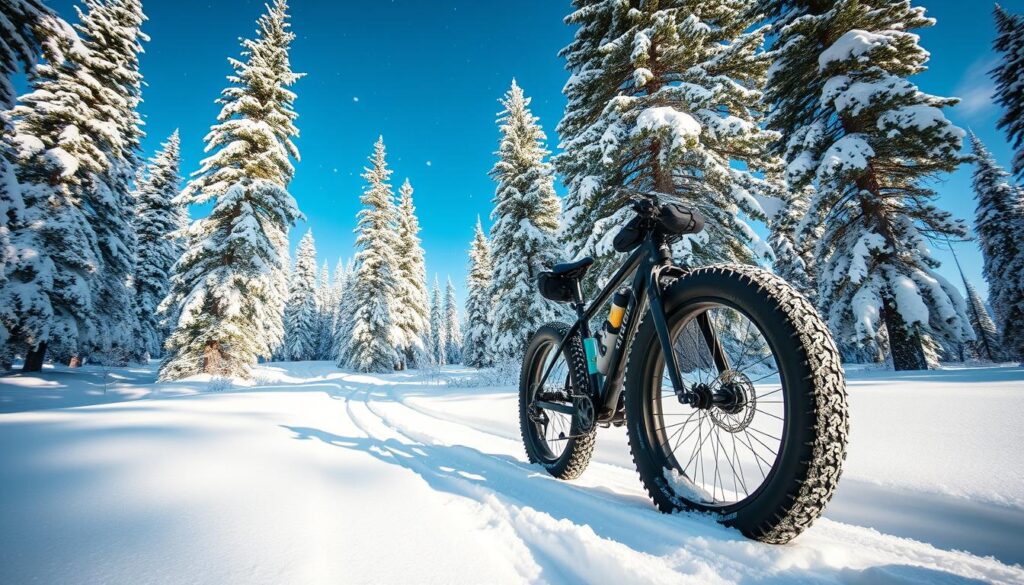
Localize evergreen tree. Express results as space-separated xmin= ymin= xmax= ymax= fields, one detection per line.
xmin=133 ymin=130 xmax=184 ymax=359
xmin=761 ymin=0 xmax=973 ymax=370
xmin=346 ymin=137 xmax=401 ymax=373
xmin=993 ymin=4 xmax=1024 ymax=179
xmin=4 ymin=14 xmax=107 ymax=369
xmin=74 ymin=0 xmax=148 ymax=365
xmin=429 ymin=277 xmax=446 ymax=366
xmin=767 ymin=183 xmax=817 ymax=301
xmin=0 ymin=0 xmax=67 ymax=367
xmin=160 ymin=0 xmax=303 ymax=379
xmin=314 ymin=260 xmax=334 ymax=359
xmin=282 ymin=231 xmax=318 ymax=361
xmin=330 ymin=257 xmax=351 ymax=361
xmin=969 ymin=133 xmax=1024 ymax=361
xmin=444 ymin=277 xmax=462 ymax=364
xmin=964 ymin=281 xmax=1002 ymax=362
xmin=393 ymin=178 xmax=430 ymax=368
xmin=1 ymin=0 xmax=145 ymax=367
xmin=332 ymin=258 xmax=355 ymax=367
xmin=0 ymin=0 xmax=58 ymax=108
xmin=463 ymin=217 xmax=494 ymax=368
xmin=488 ymin=80 xmax=562 ymax=363
xmin=557 ymin=1 xmax=778 ymax=282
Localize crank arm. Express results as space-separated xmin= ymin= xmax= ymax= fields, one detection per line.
xmin=533 ymin=400 xmax=576 ymax=415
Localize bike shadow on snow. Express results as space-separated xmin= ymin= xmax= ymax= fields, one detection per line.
xmin=323 ymin=377 xmax=1024 ymax=569
xmin=279 ymin=424 xmax=991 ymax=585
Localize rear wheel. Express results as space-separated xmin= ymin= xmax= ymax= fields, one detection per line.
xmin=519 ymin=323 xmax=596 ymax=480
xmin=625 ymin=265 xmax=848 ymax=543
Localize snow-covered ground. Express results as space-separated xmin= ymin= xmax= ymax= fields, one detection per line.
xmin=1 ymin=361 xmax=1022 ymax=584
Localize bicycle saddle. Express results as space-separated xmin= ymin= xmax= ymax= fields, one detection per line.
xmin=550 ymin=257 xmax=594 ymax=279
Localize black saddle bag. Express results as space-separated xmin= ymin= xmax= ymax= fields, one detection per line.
xmin=537 ymin=272 xmax=578 ymax=304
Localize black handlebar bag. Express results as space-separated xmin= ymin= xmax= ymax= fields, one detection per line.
xmin=658 ymin=203 xmax=704 ymax=236
xmin=613 ymin=203 xmax=705 ymax=253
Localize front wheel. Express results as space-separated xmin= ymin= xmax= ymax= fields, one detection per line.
xmin=625 ymin=265 xmax=848 ymax=543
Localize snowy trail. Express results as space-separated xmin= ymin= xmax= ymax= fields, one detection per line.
xmin=345 ymin=372 xmax=1024 ymax=583
xmin=1 ymin=362 xmax=1023 ymax=584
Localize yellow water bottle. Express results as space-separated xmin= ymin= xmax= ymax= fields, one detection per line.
xmin=596 ymin=289 xmax=629 ymax=374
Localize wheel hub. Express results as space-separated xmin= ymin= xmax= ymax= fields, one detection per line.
xmin=709 ymin=370 xmax=756 ymax=433
xmin=687 ymin=383 xmax=714 ymax=409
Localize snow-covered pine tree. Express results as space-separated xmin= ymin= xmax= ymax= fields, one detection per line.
xmin=314 ymin=260 xmax=333 ymax=359
xmin=329 ymin=257 xmax=351 ymax=361
xmin=761 ymin=0 xmax=973 ymax=370
xmin=64 ymin=0 xmax=148 ymax=365
xmin=964 ymin=282 xmax=1002 ymax=362
xmin=766 ymin=178 xmax=816 ymax=301
xmin=2 ymin=0 xmax=146 ymax=367
xmin=332 ymin=258 xmax=357 ymax=367
xmin=0 ymin=0 xmax=57 ymax=108
xmin=429 ymin=277 xmax=446 ymax=366
xmin=155 ymin=196 xmax=191 ymax=352
xmin=463 ymin=217 xmax=493 ymax=368
xmin=346 ymin=137 xmax=401 ymax=373
xmin=393 ymin=178 xmax=430 ymax=368
xmin=160 ymin=0 xmax=303 ymax=379
xmin=969 ymin=133 xmax=1024 ymax=362
xmin=282 ymin=231 xmax=318 ymax=361
xmin=556 ymin=1 xmax=778 ymax=282
xmin=0 ymin=0 xmax=67 ymax=367
xmin=4 ymin=17 xmax=105 ymax=370
xmin=133 ymin=129 xmax=183 ymax=359
xmin=488 ymin=80 xmax=562 ymax=363
xmin=993 ymin=4 xmax=1024 ymax=179
xmin=444 ymin=277 xmax=461 ymax=364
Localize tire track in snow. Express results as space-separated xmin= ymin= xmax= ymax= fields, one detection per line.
xmin=343 ymin=387 xmax=717 ymax=584
xmin=336 ymin=379 xmax=1024 ymax=585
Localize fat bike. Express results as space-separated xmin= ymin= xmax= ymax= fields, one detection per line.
xmin=518 ymin=193 xmax=848 ymax=544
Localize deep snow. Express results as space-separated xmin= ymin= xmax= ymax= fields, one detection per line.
xmin=1 ymin=361 xmax=1022 ymax=584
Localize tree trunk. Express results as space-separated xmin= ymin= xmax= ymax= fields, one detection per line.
xmin=22 ymin=342 xmax=47 ymax=372
xmin=882 ymin=298 xmax=927 ymax=371
xmin=203 ymin=341 xmax=221 ymax=375
xmin=69 ymin=355 xmax=83 ymax=368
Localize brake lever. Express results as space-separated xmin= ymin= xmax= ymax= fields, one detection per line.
xmin=629 ymin=194 xmax=658 ymax=218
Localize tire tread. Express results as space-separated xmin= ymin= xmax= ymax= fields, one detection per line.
xmin=625 ymin=264 xmax=849 ymax=543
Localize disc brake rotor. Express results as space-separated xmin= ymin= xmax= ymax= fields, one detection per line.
xmin=710 ymin=370 xmax=756 ymax=433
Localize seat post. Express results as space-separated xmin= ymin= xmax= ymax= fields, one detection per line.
xmin=571 ymin=280 xmax=590 ymax=337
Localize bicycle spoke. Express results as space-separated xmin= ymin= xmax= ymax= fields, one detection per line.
xmin=754 ymin=408 xmax=784 ymax=422
xmin=735 ymin=429 xmax=771 ymax=479
xmin=653 ymin=301 xmax=787 ymax=508
xmin=747 ymin=425 xmax=781 ymax=444
xmin=744 ymin=426 xmax=780 ymax=457
xmin=660 ymin=423 xmax=688 ymax=454
xmin=656 ymin=410 xmax=697 ymax=433
xmin=729 ymin=432 xmax=750 ymax=497
xmin=729 ymin=317 xmax=757 ymax=372
xmin=736 ymin=350 xmax=774 ymax=376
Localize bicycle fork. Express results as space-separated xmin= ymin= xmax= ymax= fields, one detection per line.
xmin=647 ymin=264 xmax=731 ymax=408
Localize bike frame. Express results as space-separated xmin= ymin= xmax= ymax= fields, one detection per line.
xmin=534 ymin=229 xmax=716 ymax=422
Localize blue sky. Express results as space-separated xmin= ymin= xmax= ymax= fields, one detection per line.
xmin=39 ymin=0 xmax=1024 ymax=304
